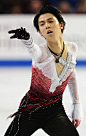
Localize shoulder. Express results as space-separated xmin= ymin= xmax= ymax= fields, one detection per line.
xmin=64 ymin=41 xmax=78 ymax=55
xmin=38 ymin=42 xmax=49 ymax=53
xmin=37 ymin=42 xmax=50 ymax=61
xmin=38 ymin=42 xmax=47 ymax=48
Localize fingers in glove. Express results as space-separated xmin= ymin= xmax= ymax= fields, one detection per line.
xmin=10 ymin=34 xmax=17 ymax=39
xmin=8 ymin=27 xmax=30 ymax=40
xmin=20 ymin=27 xmax=30 ymax=40
xmin=8 ymin=29 xmax=18 ymax=34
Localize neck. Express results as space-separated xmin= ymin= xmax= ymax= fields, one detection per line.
xmin=47 ymin=36 xmax=63 ymax=54
xmin=48 ymin=42 xmax=65 ymax=63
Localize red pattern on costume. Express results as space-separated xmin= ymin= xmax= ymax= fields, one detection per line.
xmin=9 ymin=66 xmax=73 ymax=118
xmin=27 ymin=66 xmax=73 ymax=105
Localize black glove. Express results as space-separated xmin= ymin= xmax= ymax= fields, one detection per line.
xmin=8 ymin=27 xmax=30 ymax=40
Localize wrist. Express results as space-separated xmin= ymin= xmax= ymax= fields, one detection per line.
xmin=69 ymin=103 xmax=84 ymax=121
xmin=21 ymin=37 xmax=34 ymax=48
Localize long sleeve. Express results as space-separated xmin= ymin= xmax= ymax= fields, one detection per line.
xmin=21 ymin=37 xmax=42 ymax=63
xmin=68 ymin=69 xmax=84 ymax=121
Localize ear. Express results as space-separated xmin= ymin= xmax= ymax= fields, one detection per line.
xmin=39 ymin=30 xmax=43 ymax=36
xmin=60 ymin=22 xmax=64 ymax=30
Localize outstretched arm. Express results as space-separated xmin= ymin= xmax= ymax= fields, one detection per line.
xmin=8 ymin=27 xmax=42 ymax=63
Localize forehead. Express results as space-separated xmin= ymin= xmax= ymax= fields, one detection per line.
xmin=38 ymin=13 xmax=58 ymax=23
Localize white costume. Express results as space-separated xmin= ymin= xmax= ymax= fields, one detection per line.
xmin=20 ymin=37 xmax=84 ymax=121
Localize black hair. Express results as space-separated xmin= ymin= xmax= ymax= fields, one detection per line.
xmin=33 ymin=5 xmax=66 ymax=33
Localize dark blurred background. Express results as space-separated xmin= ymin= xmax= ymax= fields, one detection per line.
xmin=0 ymin=0 xmax=86 ymax=14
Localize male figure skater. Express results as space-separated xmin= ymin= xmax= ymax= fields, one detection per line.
xmin=5 ymin=5 xmax=83 ymax=136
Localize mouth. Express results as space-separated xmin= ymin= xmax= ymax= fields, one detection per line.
xmin=47 ymin=30 xmax=53 ymax=35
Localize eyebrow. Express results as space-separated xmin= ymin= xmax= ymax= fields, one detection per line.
xmin=39 ymin=17 xmax=53 ymax=24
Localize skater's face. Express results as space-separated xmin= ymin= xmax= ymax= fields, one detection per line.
xmin=38 ymin=13 xmax=64 ymax=41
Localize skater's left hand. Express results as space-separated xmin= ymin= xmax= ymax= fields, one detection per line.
xmin=72 ymin=119 xmax=81 ymax=128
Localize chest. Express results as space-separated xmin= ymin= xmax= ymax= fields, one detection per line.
xmin=55 ymin=62 xmax=64 ymax=77
xmin=34 ymin=45 xmax=75 ymax=82
xmin=54 ymin=47 xmax=68 ymax=77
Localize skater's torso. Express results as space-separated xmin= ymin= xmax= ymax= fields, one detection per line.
xmin=29 ymin=41 xmax=77 ymax=101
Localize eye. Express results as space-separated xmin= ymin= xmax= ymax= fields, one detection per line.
xmin=49 ymin=21 xmax=53 ymax=23
xmin=40 ymin=23 xmax=44 ymax=26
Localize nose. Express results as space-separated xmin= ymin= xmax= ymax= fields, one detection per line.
xmin=46 ymin=22 xmax=50 ymax=29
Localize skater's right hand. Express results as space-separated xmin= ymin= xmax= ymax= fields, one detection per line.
xmin=8 ymin=27 xmax=30 ymax=40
